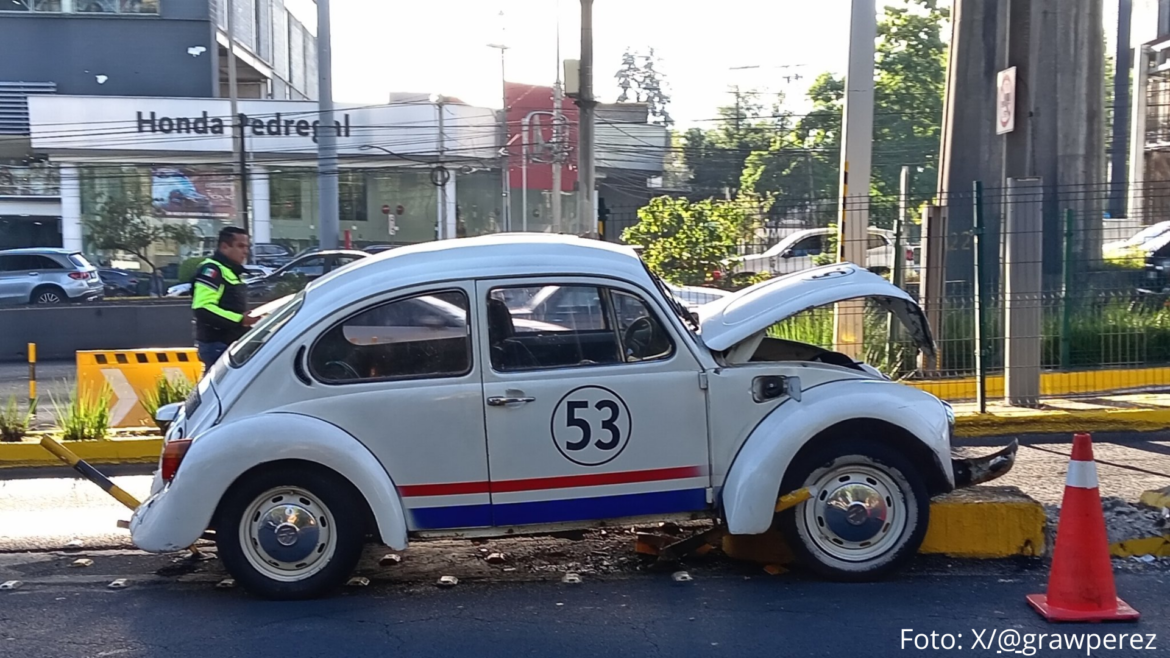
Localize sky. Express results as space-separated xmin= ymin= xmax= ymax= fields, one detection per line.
xmin=327 ymin=0 xmax=875 ymax=129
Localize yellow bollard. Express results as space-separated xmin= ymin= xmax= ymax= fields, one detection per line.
xmin=39 ymin=436 xmax=141 ymax=511
xmin=27 ymin=342 xmax=36 ymax=417
xmin=774 ymin=487 xmax=813 ymax=513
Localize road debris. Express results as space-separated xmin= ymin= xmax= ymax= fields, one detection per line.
xmin=1047 ymin=497 xmax=1167 ymax=545
xmin=437 ymin=575 xmax=458 ymax=588
xmin=64 ymin=539 xmax=84 ymax=550
xmin=671 ymin=570 xmax=693 ymax=583
xmin=378 ymin=553 xmax=402 ymax=566
xmin=216 ymin=579 xmax=235 ymax=590
xmin=485 ymin=552 xmax=507 ymax=565
xmin=70 ymin=558 xmax=93 ymax=568
xmin=561 ymin=572 xmax=582 ymax=584
xmin=346 ymin=576 xmax=370 ymax=587
xmin=763 ymin=564 xmax=787 ymax=576
xmin=107 ymin=579 xmax=128 ymax=589
xmin=0 ymin=581 xmax=22 ymax=590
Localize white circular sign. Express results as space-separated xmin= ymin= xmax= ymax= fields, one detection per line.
xmin=550 ymin=385 xmax=632 ymax=466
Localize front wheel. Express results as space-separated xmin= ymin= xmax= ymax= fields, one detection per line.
xmin=776 ymin=438 xmax=929 ymax=582
xmin=214 ymin=465 xmax=366 ymax=600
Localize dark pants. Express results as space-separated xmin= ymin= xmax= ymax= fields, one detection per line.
xmin=196 ymin=341 xmax=228 ymax=368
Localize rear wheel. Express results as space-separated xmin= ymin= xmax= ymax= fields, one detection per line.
xmin=776 ymin=438 xmax=929 ymax=581
xmin=215 ymin=465 xmax=366 ymax=600
xmin=30 ymin=286 xmax=65 ymax=305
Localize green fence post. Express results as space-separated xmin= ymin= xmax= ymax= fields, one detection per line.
xmin=973 ymin=181 xmax=987 ymax=414
xmin=1060 ymin=208 xmax=1074 ymax=369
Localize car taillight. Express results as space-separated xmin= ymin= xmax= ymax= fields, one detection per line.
xmin=68 ymin=272 xmax=87 ymax=280
xmin=161 ymin=438 xmax=193 ymax=482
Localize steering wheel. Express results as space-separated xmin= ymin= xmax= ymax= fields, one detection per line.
xmin=321 ymin=360 xmax=362 ymax=381
xmin=623 ymin=316 xmax=656 ymax=361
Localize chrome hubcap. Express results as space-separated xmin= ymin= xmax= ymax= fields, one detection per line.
xmin=802 ymin=464 xmax=907 ymax=562
xmin=240 ymin=487 xmax=336 ymax=582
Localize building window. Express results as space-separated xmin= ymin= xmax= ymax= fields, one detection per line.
xmin=270 ymin=170 xmax=305 ymax=220
xmin=2 ymin=0 xmax=159 ymax=11
xmin=340 ymin=171 xmax=367 ymax=222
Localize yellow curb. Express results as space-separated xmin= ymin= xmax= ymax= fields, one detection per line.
xmin=723 ymin=485 xmax=1046 ymax=564
xmin=1110 ymin=535 xmax=1170 ymax=558
xmin=1139 ymin=487 xmax=1170 ymax=509
xmin=0 ymin=437 xmax=161 ymax=468
xmin=953 ymin=408 xmax=1170 ymax=437
xmin=908 ymin=366 xmax=1170 ymax=401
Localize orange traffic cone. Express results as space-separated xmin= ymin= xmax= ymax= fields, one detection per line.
xmin=1026 ymin=433 xmax=1140 ymax=622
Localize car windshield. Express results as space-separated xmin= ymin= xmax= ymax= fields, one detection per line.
xmin=228 ymin=292 xmax=304 ymax=367
xmin=641 ymin=262 xmax=698 ymax=332
xmin=1127 ymin=222 xmax=1170 ymax=245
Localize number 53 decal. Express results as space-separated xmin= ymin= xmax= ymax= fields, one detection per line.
xmin=551 ymin=386 xmax=632 ymax=466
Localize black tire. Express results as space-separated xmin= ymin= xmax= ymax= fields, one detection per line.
xmin=776 ymin=438 xmax=929 ymax=582
xmin=30 ymin=286 xmax=65 ymax=305
xmin=214 ymin=464 xmax=366 ymax=600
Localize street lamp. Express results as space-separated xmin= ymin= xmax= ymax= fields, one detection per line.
xmin=487 ymin=41 xmax=510 ymax=231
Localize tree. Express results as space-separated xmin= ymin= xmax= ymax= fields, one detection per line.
xmin=614 ymin=47 xmax=673 ymax=126
xmin=621 ymin=196 xmax=756 ymax=287
xmin=680 ymin=90 xmax=786 ymax=198
xmin=84 ymin=193 xmax=198 ymax=286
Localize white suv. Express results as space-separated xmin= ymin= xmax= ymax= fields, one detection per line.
xmin=732 ymin=227 xmax=913 ymax=277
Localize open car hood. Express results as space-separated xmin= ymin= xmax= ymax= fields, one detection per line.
xmin=695 ymin=263 xmax=935 ymax=357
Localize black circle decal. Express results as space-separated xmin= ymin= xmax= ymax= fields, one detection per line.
xmin=550 ymin=385 xmax=632 ymax=466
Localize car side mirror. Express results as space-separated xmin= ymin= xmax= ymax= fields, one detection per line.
xmin=752 ymin=375 xmax=801 ymax=403
xmin=781 ymin=249 xmax=794 ymax=259
xmin=156 ymin=400 xmax=181 ymax=426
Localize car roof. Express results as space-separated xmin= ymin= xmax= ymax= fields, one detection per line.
xmin=0 ymin=247 xmax=76 ymax=256
xmin=300 ymin=234 xmax=649 ymax=313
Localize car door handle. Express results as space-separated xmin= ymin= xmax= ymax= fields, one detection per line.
xmin=487 ymin=396 xmax=535 ymax=406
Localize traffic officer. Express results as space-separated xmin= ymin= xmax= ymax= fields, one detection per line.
xmin=192 ymin=227 xmax=256 ymax=367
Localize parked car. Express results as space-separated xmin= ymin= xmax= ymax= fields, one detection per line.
xmin=251 ymin=243 xmax=293 ymax=268
xmin=363 ymin=244 xmax=400 ymax=254
xmin=1137 ymin=233 xmax=1170 ymax=296
xmin=165 ymin=264 xmax=274 ymax=298
xmin=98 ymin=268 xmax=141 ymax=297
xmin=730 ymin=227 xmax=915 ymax=278
xmin=245 ymin=250 xmax=368 ymax=304
xmin=134 ymin=234 xmax=1016 ymax=600
xmin=1104 ymin=220 xmax=1170 ymax=260
xmin=0 ymin=248 xmax=103 ymax=306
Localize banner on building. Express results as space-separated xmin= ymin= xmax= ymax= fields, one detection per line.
xmin=150 ymin=166 xmax=235 ymax=219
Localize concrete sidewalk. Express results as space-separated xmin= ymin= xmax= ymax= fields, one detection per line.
xmin=951 ymin=392 xmax=1170 ymax=437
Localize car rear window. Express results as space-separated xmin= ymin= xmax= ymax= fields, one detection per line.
xmin=69 ymin=253 xmax=92 ymax=269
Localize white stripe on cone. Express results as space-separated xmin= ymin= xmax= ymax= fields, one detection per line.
xmin=1066 ymin=460 xmax=1099 ymax=489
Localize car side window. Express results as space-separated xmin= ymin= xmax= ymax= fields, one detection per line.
xmin=0 ymin=256 xmax=14 ymax=272
xmin=289 ymin=257 xmax=325 ymax=278
xmin=486 ymin=285 xmax=672 ymax=372
xmin=790 ymin=235 xmax=824 ymax=256
xmin=867 ymin=233 xmax=889 ymax=250
xmin=309 ymin=290 xmax=472 ymax=384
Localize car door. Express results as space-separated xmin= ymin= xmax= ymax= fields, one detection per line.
xmin=866 ymin=231 xmax=891 ymax=270
xmin=475 ymin=276 xmax=711 ymax=528
xmin=777 ymin=234 xmax=823 ymax=274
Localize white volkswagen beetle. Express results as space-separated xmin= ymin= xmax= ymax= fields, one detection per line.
xmin=134 ymin=234 xmax=1015 ymax=599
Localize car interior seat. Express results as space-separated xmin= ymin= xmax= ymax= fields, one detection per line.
xmin=486 ymin=298 xmax=540 ymax=370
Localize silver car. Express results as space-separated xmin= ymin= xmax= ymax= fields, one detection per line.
xmin=0 ymin=248 xmax=104 ymax=306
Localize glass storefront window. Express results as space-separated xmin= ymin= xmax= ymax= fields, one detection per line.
xmin=0 ymin=163 xmax=60 ymax=197
xmin=1 ymin=0 xmax=158 ymax=12
xmin=340 ymin=170 xmax=367 ymax=223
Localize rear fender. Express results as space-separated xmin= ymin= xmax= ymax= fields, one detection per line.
xmin=130 ymin=412 xmax=407 ymax=552
xmin=720 ymin=379 xmax=952 ymax=535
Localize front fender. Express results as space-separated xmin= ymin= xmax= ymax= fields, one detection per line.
xmin=721 ymin=379 xmax=952 ymax=535
xmin=130 ymin=412 xmax=408 ymax=552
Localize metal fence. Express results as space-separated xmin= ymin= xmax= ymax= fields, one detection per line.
xmin=607 ymin=181 xmax=1170 ymax=401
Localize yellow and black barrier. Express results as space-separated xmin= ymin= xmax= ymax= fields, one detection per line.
xmin=39 ymin=436 xmax=141 ymax=511
xmin=77 ymin=348 xmax=203 ymax=428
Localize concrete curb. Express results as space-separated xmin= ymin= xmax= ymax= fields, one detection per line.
xmin=953 ymin=408 xmax=1170 ymax=438
xmin=723 ymin=486 xmax=1047 ymax=564
xmin=0 ymin=437 xmax=161 ymax=468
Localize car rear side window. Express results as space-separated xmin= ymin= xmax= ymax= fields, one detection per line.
xmin=309 ymin=290 xmax=472 ymax=383
xmin=68 ymin=253 xmax=92 ymax=269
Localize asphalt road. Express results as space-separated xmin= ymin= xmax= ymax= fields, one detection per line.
xmin=0 ymin=566 xmax=1166 ymax=658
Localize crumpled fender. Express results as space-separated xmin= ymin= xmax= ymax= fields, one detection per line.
xmin=720 ymin=379 xmax=953 ymax=535
xmin=130 ymin=412 xmax=408 ymax=552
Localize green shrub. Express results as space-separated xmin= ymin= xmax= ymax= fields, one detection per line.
xmin=141 ymin=374 xmax=194 ymax=430
xmin=52 ymin=380 xmax=112 ymax=441
xmin=0 ymin=396 xmax=35 ymax=443
xmin=176 ymin=256 xmax=205 ymax=284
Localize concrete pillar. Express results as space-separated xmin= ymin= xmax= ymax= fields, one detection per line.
xmin=1128 ymin=45 xmax=1150 ymax=219
xmin=1109 ymin=0 xmax=1133 ymax=219
xmin=917 ymin=204 xmax=947 ymax=372
xmin=1003 ymin=178 xmax=1044 ymax=407
xmin=250 ymin=165 xmax=271 ymax=243
xmin=442 ymin=172 xmax=457 ymax=240
xmin=59 ymin=163 xmax=82 ymax=252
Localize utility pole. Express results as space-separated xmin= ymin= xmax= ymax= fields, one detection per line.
xmin=488 ymin=41 xmax=511 ymax=231
xmin=552 ymin=8 xmax=564 ymax=233
xmin=316 ymin=0 xmax=339 ymax=249
xmin=225 ymin=0 xmax=247 ymax=233
xmin=833 ymin=0 xmax=876 ymax=359
xmin=576 ymin=0 xmax=597 ymax=237
xmin=1110 ymin=0 xmax=1133 ymax=219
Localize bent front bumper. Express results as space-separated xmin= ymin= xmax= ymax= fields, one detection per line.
xmin=951 ymin=439 xmax=1019 ymax=488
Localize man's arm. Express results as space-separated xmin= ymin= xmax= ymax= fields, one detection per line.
xmin=191 ymin=263 xmax=244 ymax=332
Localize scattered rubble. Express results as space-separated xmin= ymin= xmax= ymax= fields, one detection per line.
xmin=107 ymin=578 xmax=128 ymax=589
xmin=378 ymin=553 xmax=402 ymax=567
xmin=1045 ymin=497 xmax=1167 ymax=546
xmin=484 ymin=552 xmax=507 ymax=565
xmin=671 ymin=570 xmax=693 ymax=583
xmin=346 ymin=576 xmax=370 ymax=587
xmin=215 ymin=578 xmax=235 ymax=589
xmin=0 ymin=580 xmax=22 ymax=590
xmin=561 ymin=572 xmax=582 ymax=584
xmin=70 ymin=558 xmax=93 ymax=568
xmin=436 ymin=575 xmax=458 ymax=588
